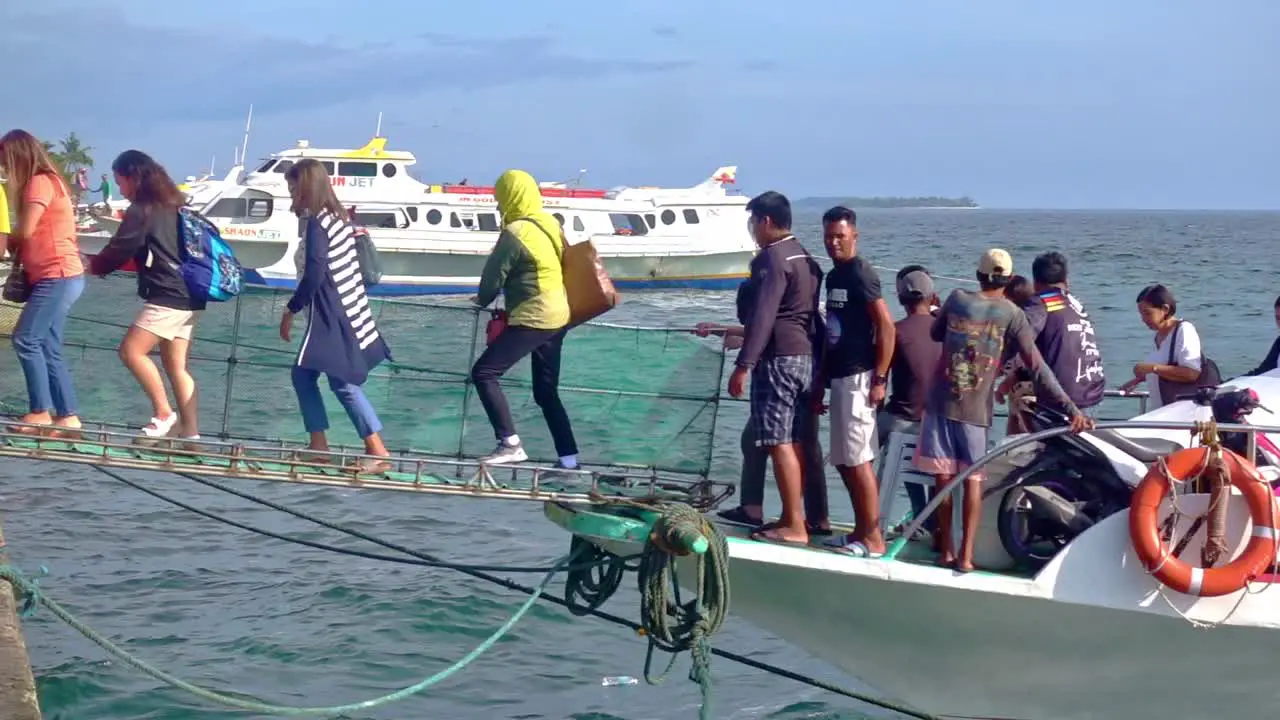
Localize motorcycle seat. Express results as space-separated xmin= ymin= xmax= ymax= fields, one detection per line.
xmin=1088 ymin=429 xmax=1182 ymax=464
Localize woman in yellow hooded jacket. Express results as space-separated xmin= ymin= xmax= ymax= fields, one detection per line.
xmin=470 ymin=169 xmax=578 ymax=468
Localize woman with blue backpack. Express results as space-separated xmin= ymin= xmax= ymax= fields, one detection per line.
xmin=90 ymin=150 xmax=205 ymax=442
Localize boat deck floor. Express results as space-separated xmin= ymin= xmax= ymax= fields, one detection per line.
xmin=714 ymin=518 xmax=1038 ymax=580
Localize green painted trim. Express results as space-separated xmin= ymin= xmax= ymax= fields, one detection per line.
xmin=543 ymin=503 xmax=654 ymax=545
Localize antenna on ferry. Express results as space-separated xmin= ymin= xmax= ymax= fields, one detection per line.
xmin=375 ymin=111 xmax=384 ymax=138
xmin=239 ymin=104 xmax=254 ymax=171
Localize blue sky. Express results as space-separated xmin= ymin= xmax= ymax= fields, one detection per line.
xmin=4 ymin=0 xmax=1276 ymax=209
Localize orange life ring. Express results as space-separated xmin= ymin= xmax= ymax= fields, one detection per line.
xmin=1129 ymin=447 xmax=1279 ymax=597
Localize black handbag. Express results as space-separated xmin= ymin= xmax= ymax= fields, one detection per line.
xmin=2 ymin=259 xmax=32 ymax=304
xmin=1157 ymin=321 xmax=1222 ymax=405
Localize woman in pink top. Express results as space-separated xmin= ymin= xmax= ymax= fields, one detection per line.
xmin=0 ymin=130 xmax=85 ymax=436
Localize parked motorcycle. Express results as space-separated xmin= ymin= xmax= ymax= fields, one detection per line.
xmin=994 ymin=386 xmax=1277 ymax=571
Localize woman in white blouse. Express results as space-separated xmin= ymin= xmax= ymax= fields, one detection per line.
xmin=1119 ymin=284 xmax=1217 ymax=409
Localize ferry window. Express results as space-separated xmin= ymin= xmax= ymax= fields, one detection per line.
xmin=255 ymin=160 xmax=276 ymax=173
xmin=206 ymin=198 xmax=247 ymax=218
xmin=552 ymin=213 xmax=565 ymax=226
xmin=246 ymin=198 xmax=272 ymax=223
xmin=644 ymin=213 xmax=656 ymax=229
xmin=682 ymin=209 xmax=700 ymax=224
xmin=321 ymin=161 xmax=335 ymax=174
xmin=382 ymin=163 xmax=398 ymax=178
xmin=573 ymin=216 xmax=585 ymax=232
xmin=405 ymin=206 xmax=418 ymax=222
xmin=338 ymin=161 xmax=377 ymax=177
xmin=272 ymin=160 xmax=294 ymax=174
xmin=660 ymin=209 xmax=676 ymax=225
xmin=427 ymin=209 xmax=443 ymax=225
xmin=477 ymin=213 xmax=500 ymax=232
xmin=608 ymin=213 xmax=648 ymax=236
xmin=355 ymin=211 xmax=401 ymax=229
xmin=450 ymin=212 xmax=462 ymax=228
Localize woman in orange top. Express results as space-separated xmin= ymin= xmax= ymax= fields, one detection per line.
xmin=0 ymin=130 xmax=85 ymax=435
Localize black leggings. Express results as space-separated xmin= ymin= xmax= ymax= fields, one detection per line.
xmin=470 ymin=325 xmax=579 ymax=457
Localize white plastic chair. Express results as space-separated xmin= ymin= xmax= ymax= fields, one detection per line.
xmin=876 ymin=430 xmax=935 ymax=533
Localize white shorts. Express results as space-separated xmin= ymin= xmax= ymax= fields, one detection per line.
xmin=829 ymin=371 xmax=878 ymax=467
xmin=134 ymin=303 xmax=198 ymax=341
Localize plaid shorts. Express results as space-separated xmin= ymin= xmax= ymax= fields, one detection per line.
xmin=749 ymin=354 xmax=814 ymax=447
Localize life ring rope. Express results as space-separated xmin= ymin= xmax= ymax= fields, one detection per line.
xmin=1147 ymin=450 xmax=1213 ymax=577
xmin=1129 ymin=445 xmax=1280 ymax=602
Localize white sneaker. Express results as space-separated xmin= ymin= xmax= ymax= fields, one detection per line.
xmin=480 ymin=442 xmax=528 ymax=465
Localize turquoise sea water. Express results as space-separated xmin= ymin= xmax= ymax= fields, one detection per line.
xmin=6 ymin=209 xmax=1280 ymax=719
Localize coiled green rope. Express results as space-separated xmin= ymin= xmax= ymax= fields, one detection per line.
xmin=0 ymin=547 xmax=581 ymax=717
xmin=637 ymin=503 xmax=730 ymax=720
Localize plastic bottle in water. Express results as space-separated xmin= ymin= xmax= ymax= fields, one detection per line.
xmin=601 ymin=676 xmax=639 ymax=687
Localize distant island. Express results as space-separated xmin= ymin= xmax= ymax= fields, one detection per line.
xmin=799 ymin=195 xmax=980 ymax=209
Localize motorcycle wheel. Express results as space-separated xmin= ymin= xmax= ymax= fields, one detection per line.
xmin=997 ymin=473 xmax=1086 ymax=572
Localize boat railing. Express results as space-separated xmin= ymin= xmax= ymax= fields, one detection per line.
xmin=883 ymin=418 xmax=1280 ymax=561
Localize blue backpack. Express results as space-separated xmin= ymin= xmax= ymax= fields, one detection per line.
xmin=177 ymin=207 xmax=244 ymax=302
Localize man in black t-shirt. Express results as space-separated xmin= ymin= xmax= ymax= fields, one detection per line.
xmin=811 ymin=207 xmax=896 ymax=557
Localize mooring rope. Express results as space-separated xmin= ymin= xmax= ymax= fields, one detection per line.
xmin=0 ymin=548 xmax=580 ymax=716
xmin=178 ymin=470 xmax=947 ymax=719
xmin=10 ymin=466 xmax=961 ymax=719
xmin=90 ymin=467 xmax=637 ymax=575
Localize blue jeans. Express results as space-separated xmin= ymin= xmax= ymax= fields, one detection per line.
xmin=13 ymin=275 xmax=84 ymax=416
xmin=291 ymin=366 xmax=382 ymax=439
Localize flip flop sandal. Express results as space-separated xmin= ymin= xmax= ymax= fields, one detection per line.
xmin=716 ymin=506 xmax=765 ymax=527
xmin=823 ymin=535 xmax=884 ymax=558
xmin=8 ymin=422 xmax=50 ymax=436
xmin=807 ymin=524 xmax=835 ymax=536
xmin=347 ymin=457 xmax=393 ymax=475
xmin=749 ymin=527 xmax=810 ymax=547
xmin=46 ymin=426 xmax=83 ymax=440
xmin=297 ymin=452 xmax=335 ymax=466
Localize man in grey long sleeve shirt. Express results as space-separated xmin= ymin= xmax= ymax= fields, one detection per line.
xmin=728 ymin=191 xmax=823 ymax=546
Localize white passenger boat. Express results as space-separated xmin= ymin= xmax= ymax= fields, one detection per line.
xmin=549 ymin=375 xmax=1280 ymax=720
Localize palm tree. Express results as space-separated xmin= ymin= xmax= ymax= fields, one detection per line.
xmin=39 ymin=139 xmax=68 ymax=177
xmin=58 ymin=133 xmax=94 ymax=175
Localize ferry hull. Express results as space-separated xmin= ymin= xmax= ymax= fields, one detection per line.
xmin=81 ymin=235 xmax=751 ymax=295
xmin=244 ymin=271 xmax=747 ymax=295
xmin=546 ymin=498 xmax=1280 ymax=720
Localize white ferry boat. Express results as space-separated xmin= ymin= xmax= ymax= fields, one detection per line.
xmin=87 ymin=137 xmax=756 ymax=295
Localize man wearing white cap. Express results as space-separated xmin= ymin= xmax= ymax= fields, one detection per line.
xmin=914 ymin=249 xmax=1092 ymax=572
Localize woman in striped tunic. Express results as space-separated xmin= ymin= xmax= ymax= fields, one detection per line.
xmin=280 ymin=159 xmax=392 ymax=472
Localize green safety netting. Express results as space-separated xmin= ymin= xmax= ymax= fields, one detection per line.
xmin=0 ymin=276 xmax=727 ymax=475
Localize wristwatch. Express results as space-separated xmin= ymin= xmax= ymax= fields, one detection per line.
xmin=872 ymin=374 xmax=888 ymax=387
